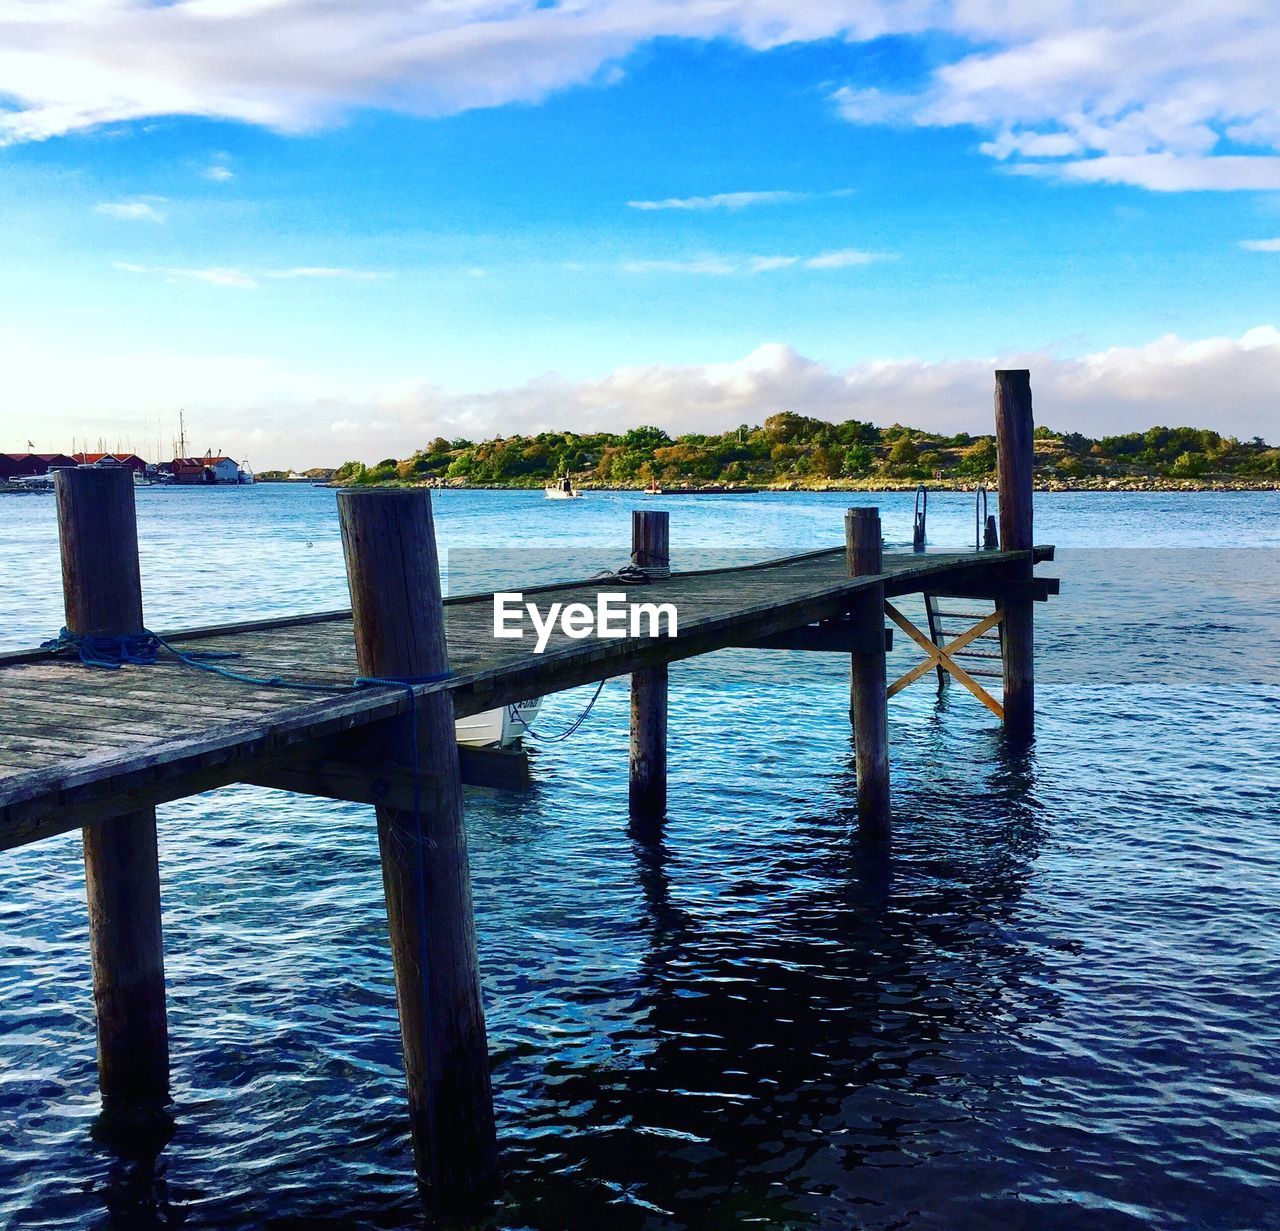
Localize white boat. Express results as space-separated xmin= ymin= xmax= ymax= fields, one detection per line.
xmin=545 ymin=475 xmax=583 ymax=499
xmin=455 ymin=697 xmax=542 ymax=747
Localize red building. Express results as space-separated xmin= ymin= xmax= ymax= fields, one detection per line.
xmin=71 ymin=452 xmax=148 ymax=474
xmin=0 ymin=453 xmax=77 ymax=479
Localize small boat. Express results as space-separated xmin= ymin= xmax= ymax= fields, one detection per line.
xmin=642 ymin=479 xmax=663 ymax=495
xmin=545 ymin=475 xmax=583 ymax=499
xmin=455 ymin=697 xmax=542 ymax=747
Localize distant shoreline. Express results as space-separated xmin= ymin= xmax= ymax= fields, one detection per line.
xmin=258 ymin=477 xmax=1279 ymax=494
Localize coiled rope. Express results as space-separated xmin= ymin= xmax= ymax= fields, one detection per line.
xmin=591 ymin=563 xmax=662 ymax=584
xmin=41 ymin=626 xmax=450 ymax=822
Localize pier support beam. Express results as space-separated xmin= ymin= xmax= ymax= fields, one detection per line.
xmin=337 ymin=489 xmax=495 ymax=1202
xmin=994 ymin=370 xmax=1036 ymax=743
xmin=846 ymin=508 xmax=891 ymax=838
xmin=629 ymin=510 xmax=670 ymax=825
xmin=55 ymin=467 xmax=170 ymax=1109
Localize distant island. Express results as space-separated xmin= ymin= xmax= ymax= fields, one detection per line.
xmin=259 ymin=416 xmax=1280 ymax=491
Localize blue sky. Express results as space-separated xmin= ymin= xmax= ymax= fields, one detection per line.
xmin=2 ymin=4 xmax=1278 ymax=466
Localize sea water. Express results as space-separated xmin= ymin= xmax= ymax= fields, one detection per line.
xmin=1 ymin=486 xmax=1278 ymax=1230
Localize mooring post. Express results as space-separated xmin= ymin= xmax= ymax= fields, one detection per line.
xmin=336 ymin=489 xmax=495 ymax=1201
xmin=54 ymin=466 xmax=169 ymax=1109
xmin=629 ymin=509 xmax=670 ymax=825
xmin=846 ymin=507 xmax=891 ymax=837
xmin=994 ymin=369 xmax=1035 ymax=742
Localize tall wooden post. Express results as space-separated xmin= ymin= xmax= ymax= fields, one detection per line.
xmin=55 ymin=467 xmax=169 ymax=1108
xmin=336 ymin=489 xmax=495 ymax=1200
xmin=994 ymin=369 xmax=1035 ymax=742
xmin=629 ymin=510 xmax=669 ymax=824
xmin=846 ymin=508 xmax=890 ymax=837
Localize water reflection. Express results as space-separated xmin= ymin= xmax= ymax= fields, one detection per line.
xmin=489 ymin=730 xmax=1054 ymax=1229
xmin=92 ymin=1109 xmax=183 ymax=1231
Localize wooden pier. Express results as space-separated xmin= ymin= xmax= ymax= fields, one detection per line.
xmin=1 ymin=372 xmax=1057 ymax=1207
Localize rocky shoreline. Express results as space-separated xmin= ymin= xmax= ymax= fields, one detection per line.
xmin=272 ymin=475 xmax=1278 ymax=494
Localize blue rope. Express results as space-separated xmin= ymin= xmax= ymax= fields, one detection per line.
xmin=42 ymin=626 xmax=451 ymax=827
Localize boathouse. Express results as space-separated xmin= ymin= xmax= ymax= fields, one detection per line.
xmin=71 ymin=452 xmax=148 ymax=474
xmin=169 ymin=455 xmax=242 ymax=484
xmin=0 ymin=452 xmax=76 ymax=479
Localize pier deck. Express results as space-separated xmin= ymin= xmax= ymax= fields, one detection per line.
xmin=0 ymin=544 xmax=1049 ymax=852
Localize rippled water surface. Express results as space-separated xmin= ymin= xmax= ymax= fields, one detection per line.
xmin=2 ymin=487 xmax=1279 ymax=1230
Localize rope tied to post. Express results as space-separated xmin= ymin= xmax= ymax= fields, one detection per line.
xmin=40 ymin=626 xmax=240 ymax=670
xmin=41 ymin=626 xmax=452 ymax=824
xmin=42 ymin=625 xmax=448 ymax=693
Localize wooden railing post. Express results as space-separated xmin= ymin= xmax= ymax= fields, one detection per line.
xmin=54 ymin=466 xmax=169 ymax=1109
xmin=846 ymin=508 xmax=890 ymax=837
xmin=629 ymin=510 xmax=669 ymax=825
xmin=994 ymin=369 xmax=1035 ymax=742
xmin=336 ymin=489 xmax=495 ymax=1201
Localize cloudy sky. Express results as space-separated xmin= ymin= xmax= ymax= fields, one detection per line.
xmin=2 ymin=0 xmax=1278 ymax=467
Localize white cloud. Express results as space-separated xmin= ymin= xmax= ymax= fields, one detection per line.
xmin=114 ymin=262 xmax=386 ymax=287
xmin=804 ymin=248 xmax=891 ymax=269
xmin=265 ymin=266 xmax=386 ymax=280
xmin=627 ymin=189 xmax=851 ymax=211
xmin=204 ymin=164 xmax=234 ymax=182
xmin=623 ymin=248 xmax=892 ymax=275
xmin=114 ymin=261 xmax=257 ymax=288
xmin=832 ymin=6 xmax=1280 ymax=190
xmin=7 ymin=325 xmax=1278 ymax=468
xmin=1241 ymin=238 xmax=1280 ymax=252
xmin=94 ymin=198 xmax=166 ymax=222
xmin=0 ymin=2 xmax=1275 ymax=192
xmin=1014 ymin=155 xmax=1280 ymax=192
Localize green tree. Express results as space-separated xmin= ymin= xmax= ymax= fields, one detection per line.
xmin=1169 ymin=451 xmax=1209 ymax=477
xmin=843 ymin=444 xmax=875 ymax=476
xmin=622 ymin=425 xmax=673 ymax=451
xmin=957 ymin=439 xmax=997 ymax=475
xmin=885 ymin=436 xmax=920 ymax=475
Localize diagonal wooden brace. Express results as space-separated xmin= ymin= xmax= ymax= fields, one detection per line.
xmin=884 ymin=603 xmax=1005 ymax=719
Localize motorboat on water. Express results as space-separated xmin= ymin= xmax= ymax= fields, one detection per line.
xmin=642 ymin=479 xmax=663 ymax=495
xmin=545 ymin=475 xmax=583 ymax=499
xmin=455 ymin=697 xmax=542 ymax=747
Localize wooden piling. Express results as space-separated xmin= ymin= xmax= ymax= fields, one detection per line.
xmin=994 ymin=369 xmax=1035 ymax=741
xmin=54 ymin=466 xmax=169 ymax=1108
xmin=629 ymin=510 xmax=669 ymax=823
xmin=846 ymin=507 xmax=890 ymax=837
xmin=336 ymin=489 xmax=495 ymax=1201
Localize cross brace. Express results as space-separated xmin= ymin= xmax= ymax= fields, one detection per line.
xmin=885 ymin=603 xmax=1005 ymax=719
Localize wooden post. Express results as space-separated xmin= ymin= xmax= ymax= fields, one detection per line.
xmin=337 ymin=489 xmax=495 ymax=1201
xmin=629 ymin=510 xmax=669 ymax=823
xmin=994 ymin=369 xmax=1035 ymax=742
xmin=54 ymin=466 xmax=169 ymax=1108
xmin=846 ymin=508 xmax=890 ymax=837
